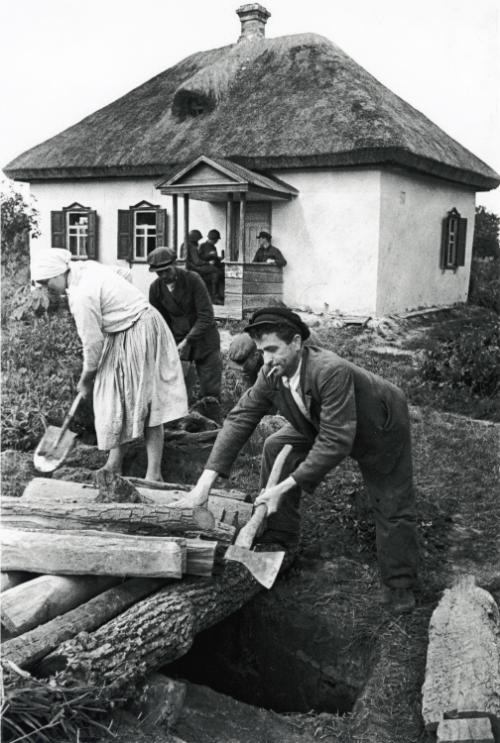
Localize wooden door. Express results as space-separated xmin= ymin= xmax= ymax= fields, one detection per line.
xmin=231 ymin=201 xmax=271 ymax=262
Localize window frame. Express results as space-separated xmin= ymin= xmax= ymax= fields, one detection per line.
xmin=51 ymin=203 xmax=97 ymax=260
xmin=441 ymin=208 xmax=467 ymax=271
xmin=117 ymin=201 xmax=167 ymax=263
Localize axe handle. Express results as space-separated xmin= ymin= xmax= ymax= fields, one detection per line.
xmin=235 ymin=444 xmax=293 ymax=549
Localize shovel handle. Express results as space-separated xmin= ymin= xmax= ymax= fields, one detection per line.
xmin=235 ymin=444 xmax=293 ymax=548
xmin=54 ymin=392 xmax=84 ymax=447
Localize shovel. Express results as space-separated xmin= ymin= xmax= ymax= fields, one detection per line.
xmin=225 ymin=444 xmax=292 ymax=589
xmin=33 ymin=393 xmax=83 ymax=473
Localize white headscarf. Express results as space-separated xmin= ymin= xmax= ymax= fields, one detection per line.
xmin=31 ymin=248 xmax=72 ymax=282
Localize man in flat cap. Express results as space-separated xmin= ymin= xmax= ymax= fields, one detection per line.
xmin=148 ymin=246 xmax=222 ymax=408
xmin=252 ymin=231 xmax=287 ymax=268
xmin=173 ymin=305 xmax=419 ymax=614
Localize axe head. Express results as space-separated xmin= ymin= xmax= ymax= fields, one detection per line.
xmin=225 ymin=545 xmax=285 ymax=589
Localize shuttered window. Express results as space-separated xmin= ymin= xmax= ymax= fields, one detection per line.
xmin=116 ymin=201 xmax=167 ymax=261
xmin=50 ymin=204 xmax=98 ymax=259
xmin=440 ymin=208 xmax=467 ymax=270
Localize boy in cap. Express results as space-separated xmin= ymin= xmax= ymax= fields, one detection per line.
xmin=252 ymin=231 xmax=287 ymax=267
xmin=148 ymin=246 xmax=222 ymax=406
xmin=173 ymin=306 xmax=419 ymax=614
xmin=30 ymin=248 xmax=188 ymax=481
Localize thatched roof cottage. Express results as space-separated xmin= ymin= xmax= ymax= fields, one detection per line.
xmin=4 ymin=3 xmax=499 ymax=316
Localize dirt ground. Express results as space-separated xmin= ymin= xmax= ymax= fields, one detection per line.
xmin=2 ymin=307 xmax=499 ymax=743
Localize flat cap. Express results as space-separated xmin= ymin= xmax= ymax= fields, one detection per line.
xmin=244 ymin=306 xmax=310 ymax=340
xmin=257 ymin=230 xmax=271 ymax=240
xmin=147 ymin=246 xmax=177 ymax=272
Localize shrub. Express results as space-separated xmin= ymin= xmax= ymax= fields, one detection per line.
xmin=468 ymin=257 xmax=500 ymax=314
xmin=1 ymin=305 xmax=95 ymax=451
xmin=419 ymin=323 xmax=500 ymax=398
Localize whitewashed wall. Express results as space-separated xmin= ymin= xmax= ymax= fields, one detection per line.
xmin=30 ymin=179 xmax=225 ymax=296
xmin=272 ymin=168 xmax=381 ymax=314
xmin=377 ymin=170 xmax=476 ymax=315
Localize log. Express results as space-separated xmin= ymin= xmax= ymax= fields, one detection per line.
xmin=126 ymin=476 xmax=249 ymax=501
xmin=421 ymin=575 xmax=500 ymax=735
xmin=436 ymin=717 xmax=494 ymax=742
xmin=9 ymin=481 xmax=215 ymax=534
xmin=1 ymin=528 xmax=186 ymax=579
xmin=35 ymin=546 xmax=294 ymax=684
xmin=1 ymin=577 xmax=167 ymax=669
xmin=1 ymin=575 xmax=118 ymax=636
xmin=1 ymin=571 xmax=34 ymax=593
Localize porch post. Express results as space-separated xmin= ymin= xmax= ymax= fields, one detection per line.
xmin=183 ymin=194 xmax=189 ymax=259
xmin=226 ymin=193 xmax=234 ymax=260
xmin=172 ymin=195 xmax=178 ymax=255
xmin=239 ymin=193 xmax=246 ymax=263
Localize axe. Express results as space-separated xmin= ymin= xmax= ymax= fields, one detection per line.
xmin=225 ymin=444 xmax=293 ymax=589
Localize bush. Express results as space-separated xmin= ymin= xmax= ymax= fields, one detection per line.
xmin=419 ymin=323 xmax=500 ymax=398
xmin=468 ymin=257 xmax=500 ymax=314
xmin=1 ymin=305 xmax=95 ymax=451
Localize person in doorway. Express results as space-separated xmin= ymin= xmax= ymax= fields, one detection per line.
xmin=252 ymin=231 xmax=287 ymax=267
xmin=30 ymin=248 xmax=188 ymax=481
xmin=198 ymin=229 xmax=225 ymax=302
xmin=172 ymin=306 xmax=419 ymax=614
xmin=148 ymin=246 xmax=222 ymax=407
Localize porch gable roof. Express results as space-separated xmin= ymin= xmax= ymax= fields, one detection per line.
xmin=157 ymin=155 xmax=299 ymax=201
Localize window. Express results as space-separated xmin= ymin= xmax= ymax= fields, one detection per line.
xmin=440 ymin=208 xmax=467 ymax=270
xmin=117 ymin=201 xmax=167 ymax=262
xmin=68 ymin=212 xmax=88 ymax=257
xmin=51 ymin=203 xmax=98 ymax=259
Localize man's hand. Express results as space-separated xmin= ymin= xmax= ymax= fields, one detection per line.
xmin=177 ymin=338 xmax=189 ymax=355
xmin=170 ymin=469 xmax=218 ymax=509
xmin=77 ymin=370 xmax=96 ymax=399
xmin=254 ymin=475 xmax=297 ymax=515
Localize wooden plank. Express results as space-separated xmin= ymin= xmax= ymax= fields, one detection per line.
xmin=436 ymin=717 xmax=494 ymax=742
xmin=243 ymin=265 xmax=282 ymax=280
xmin=421 ymin=575 xmax=500 ymax=733
xmin=242 ymin=281 xmax=284 ymax=294
xmin=1 ymin=575 xmax=118 ymax=635
xmin=243 ymin=273 xmax=283 ymax=285
xmin=243 ymin=292 xmax=283 ymax=308
xmin=1 ymin=528 xmax=185 ymax=579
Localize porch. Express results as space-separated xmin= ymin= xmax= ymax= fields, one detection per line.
xmin=157 ymin=155 xmax=298 ymax=319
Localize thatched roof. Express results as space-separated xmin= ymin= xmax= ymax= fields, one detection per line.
xmin=4 ymin=32 xmax=499 ymax=189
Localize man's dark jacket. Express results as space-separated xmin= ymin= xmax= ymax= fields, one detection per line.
xmin=149 ymin=268 xmax=219 ymax=360
xmin=206 ymin=345 xmax=409 ymax=491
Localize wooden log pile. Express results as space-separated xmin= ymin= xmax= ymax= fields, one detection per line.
xmin=0 ymin=472 xmax=291 ymax=743
xmin=421 ymin=575 xmax=500 ymax=743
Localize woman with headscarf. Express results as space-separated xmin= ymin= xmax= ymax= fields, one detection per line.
xmin=31 ymin=248 xmax=188 ymax=481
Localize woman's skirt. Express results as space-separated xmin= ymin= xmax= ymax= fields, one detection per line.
xmin=93 ymin=307 xmax=188 ymax=450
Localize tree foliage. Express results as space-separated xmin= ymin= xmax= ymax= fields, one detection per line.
xmin=472 ymin=205 xmax=500 ymax=260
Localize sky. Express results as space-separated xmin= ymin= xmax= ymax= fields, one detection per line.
xmin=1 ymin=0 xmax=499 ymax=212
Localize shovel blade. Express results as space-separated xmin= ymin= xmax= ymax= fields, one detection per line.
xmin=33 ymin=426 xmax=78 ymax=473
xmin=225 ymin=545 xmax=285 ymax=589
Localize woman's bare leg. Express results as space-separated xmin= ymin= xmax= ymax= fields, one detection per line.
xmin=145 ymin=424 xmax=164 ymax=482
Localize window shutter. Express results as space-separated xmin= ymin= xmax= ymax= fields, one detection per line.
xmin=456 ymin=217 xmax=467 ymax=267
xmin=117 ymin=210 xmax=133 ymax=260
xmin=440 ymin=217 xmax=448 ymax=269
xmin=86 ymin=210 xmax=98 ymax=259
xmin=156 ymin=208 xmax=168 ymax=247
xmin=51 ymin=211 xmax=66 ymax=248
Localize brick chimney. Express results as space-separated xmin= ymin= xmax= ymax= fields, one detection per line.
xmin=236 ymin=4 xmax=271 ymax=42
